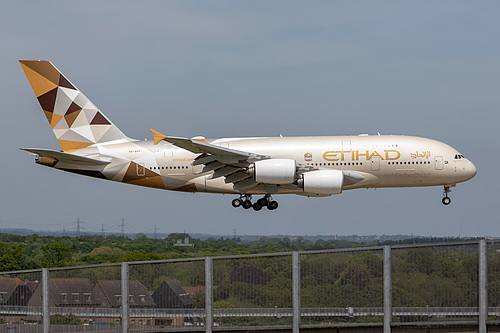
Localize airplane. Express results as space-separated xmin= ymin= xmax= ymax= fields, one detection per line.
xmin=19 ymin=60 xmax=477 ymax=211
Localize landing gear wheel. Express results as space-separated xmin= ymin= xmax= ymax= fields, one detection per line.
xmin=232 ymin=198 xmax=242 ymax=208
xmin=253 ymin=202 xmax=263 ymax=211
xmin=442 ymin=186 xmax=452 ymax=206
xmin=268 ymin=201 xmax=279 ymax=210
xmin=258 ymin=198 xmax=269 ymax=206
xmin=242 ymin=200 xmax=252 ymax=209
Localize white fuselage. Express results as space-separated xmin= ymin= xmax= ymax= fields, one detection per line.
xmin=71 ymin=134 xmax=475 ymax=196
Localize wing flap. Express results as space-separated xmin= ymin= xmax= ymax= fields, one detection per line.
xmin=233 ymin=178 xmax=259 ymax=191
xmin=195 ymin=161 xmax=225 ymax=175
xmin=225 ymin=171 xmax=250 ymax=183
xmin=209 ymin=166 xmax=240 ymax=180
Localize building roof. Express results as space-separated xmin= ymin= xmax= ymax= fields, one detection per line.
xmin=152 ymin=280 xmax=193 ymax=308
xmin=28 ymin=278 xmax=96 ymax=307
xmin=93 ymin=280 xmax=155 ymax=308
xmin=0 ymin=277 xmax=31 ymax=305
xmin=182 ymin=286 xmax=205 ymax=299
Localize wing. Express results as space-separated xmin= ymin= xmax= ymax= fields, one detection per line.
xmin=151 ymin=129 xmax=276 ymax=191
xmin=150 ymin=129 xmax=365 ymax=193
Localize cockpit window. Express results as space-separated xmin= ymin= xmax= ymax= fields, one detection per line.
xmin=454 ymin=154 xmax=465 ymax=159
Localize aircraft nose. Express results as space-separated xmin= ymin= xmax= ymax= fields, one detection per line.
xmin=465 ymin=160 xmax=477 ymax=181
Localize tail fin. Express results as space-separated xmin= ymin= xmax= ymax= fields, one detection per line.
xmin=19 ymin=60 xmax=131 ymax=153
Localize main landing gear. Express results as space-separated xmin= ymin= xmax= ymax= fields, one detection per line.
xmin=442 ymin=186 xmax=452 ymax=205
xmin=231 ymin=194 xmax=279 ymax=211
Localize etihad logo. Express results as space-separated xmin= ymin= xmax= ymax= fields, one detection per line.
xmin=323 ymin=150 xmax=401 ymax=161
xmin=410 ymin=151 xmax=431 ymax=159
xmin=304 ymin=153 xmax=312 ymax=162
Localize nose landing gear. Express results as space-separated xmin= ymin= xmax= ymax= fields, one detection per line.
xmin=442 ymin=186 xmax=452 ymax=205
xmin=231 ymin=194 xmax=279 ymax=211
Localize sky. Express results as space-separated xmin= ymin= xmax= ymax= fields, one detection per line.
xmin=0 ymin=1 xmax=498 ymax=238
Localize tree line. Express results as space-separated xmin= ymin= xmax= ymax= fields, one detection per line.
xmin=0 ymin=232 xmax=472 ymax=272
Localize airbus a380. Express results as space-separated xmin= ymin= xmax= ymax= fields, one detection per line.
xmin=19 ymin=60 xmax=476 ymax=211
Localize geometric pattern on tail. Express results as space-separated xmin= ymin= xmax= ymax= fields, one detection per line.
xmin=20 ymin=60 xmax=130 ymax=153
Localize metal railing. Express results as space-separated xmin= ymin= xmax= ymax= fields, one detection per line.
xmin=1 ymin=239 xmax=499 ymax=333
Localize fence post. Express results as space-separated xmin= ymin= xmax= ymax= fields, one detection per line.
xmin=42 ymin=268 xmax=50 ymax=333
xmin=479 ymin=239 xmax=487 ymax=333
xmin=205 ymin=257 xmax=213 ymax=333
xmin=121 ymin=262 xmax=129 ymax=333
xmin=292 ymin=252 xmax=301 ymax=333
xmin=383 ymin=246 xmax=392 ymax=333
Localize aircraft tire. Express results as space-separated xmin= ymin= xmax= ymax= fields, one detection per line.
xmin=258 ymin=198 xmax=269 ymax=206
xmin=232 ymin=198 xmax=242 ymax=208
xmin=268 ymin=201 xmax=278 ymax=210
xmin=253 ymin=202 xmax=263 ymax=211
xmin=442 ymin=197 xmax=451 ymax=205
xmin=242 ymin=200 xmax=252 ymax=209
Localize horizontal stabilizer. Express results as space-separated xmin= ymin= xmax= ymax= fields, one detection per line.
xmin=20 ymin=148 xmax=111 ymax=165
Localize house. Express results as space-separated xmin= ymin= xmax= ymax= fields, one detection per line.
xmin=27 ymin=278 xmax=96 ymax=307
xmin=182 ymin=286 xmax=206 ymax=301
xmin=92 ymin=280 xmax=155 ymax=308
xmin=0 ymin=277 xmax=32 ymax=306
xmin=152 ymin=280 xmax=193 ymax=308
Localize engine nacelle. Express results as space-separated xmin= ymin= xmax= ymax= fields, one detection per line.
xmin=297 ymin=169 xmax=344 ymax=196
xmin=249 ymin=159 xmax=296 ymax=184
xmin=35 ymin=155 xmax=58 ymax=167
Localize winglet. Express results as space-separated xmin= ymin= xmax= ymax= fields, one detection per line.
xmin=150 ymin=129 xmax=168 ymax=145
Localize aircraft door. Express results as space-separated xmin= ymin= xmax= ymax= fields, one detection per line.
xmin=371 ymin=157 xmax=380 ymax=171
xmin=137 ymin=163 xmax=145 ymax=176
xmin=435 ymin=156 xmax=443 ymax=170
xmin=164 ymin=144 xmax=173 ymax=158
xmin=342 ymin=140 xmax=351 ymax=152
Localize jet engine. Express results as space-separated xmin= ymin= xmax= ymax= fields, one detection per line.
xmin=248 ymin=159 xmax=296 ymax=184
xmin=297 ymin=169 xmax=344 ymax=195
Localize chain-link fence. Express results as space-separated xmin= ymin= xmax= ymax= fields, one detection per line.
xmin=300 ymin=248 xmax=384 ymax=326
xmin=212 ymin=253 xmax=292 ymax=327
xmin=128 ymin=259 xmax=205 ymax=328
xmin=392 ymin=242 xmax=479 ymax=323
xmin=0 ymin=270 xmax=43 ymax=333
xmin=488 ymin=241 xmax=500 ymax=322
xmin=1 ymin=240 xmax=498 ymax=333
